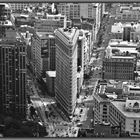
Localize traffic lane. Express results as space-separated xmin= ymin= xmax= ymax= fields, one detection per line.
xmin=81 ymin=106 xmax=94 ymax=129
xmin=32 ymin=99 xmax=47 ymax=123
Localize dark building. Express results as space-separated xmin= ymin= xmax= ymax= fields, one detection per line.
xmin=123 ymin=27 xmax=131 ymax=42
xmin=0 ymin=4 xmax=27 ymax=118
xmin=103 ymin=55 xmax=136 ymax=81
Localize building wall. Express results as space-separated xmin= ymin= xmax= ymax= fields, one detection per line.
xmin=103 ymin=57 xmax=136 ymax=81
xmin=46 ymin=73 xmax=55 ymax=97
xmin=10 ymin=3 xmax=30 ymax=12
xmin=109 ymin=103 xmax=126 ymax=131
xmin=125 ymin=118 xmax=140 ymax=134
xmin=0 ymin=33 xmax=26 ymax=117
xmin=110 ymin=101 xmax=140 ymax=134
xmin=55 ymin=28 xmax=79 ymax=117
xmin=35 ymin=15 xmax=66 ymax=32
xmin=49 ymin=36 xmax=56 ymax=71
xmin=93 ymin=93 xmax=110 ymax=124
xmin=116 ymin=6 xmax=140 ymax=22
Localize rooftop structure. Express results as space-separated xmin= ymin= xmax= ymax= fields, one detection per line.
xmin=111 ymin=100 xmax=140 ymax=118
xmin=46 ymin=71 xmax=56 ymax=77
xmin=109 ymin=39 xmax=138 ymax=48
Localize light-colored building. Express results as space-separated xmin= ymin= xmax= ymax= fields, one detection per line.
xmin=109 ymin=39 xmax=138 ymax=57
xmin=111 ymin=22 xmax=140 ymax=42
xmin=110 ymin=99 xmax=140 ymax=135
xmin=55 ymin=27 xmax=79 ymax=118
xmin=35 ymin=14 xmax=67 ymax=33
xmin=116 ymin=5 xmax=140 ymax=22
xmin=123 ymin=84 xmax=140 ymax=95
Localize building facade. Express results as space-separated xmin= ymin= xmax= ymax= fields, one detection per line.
xmin=103 ymin=55 xmax=136 ymax=81
xmin=34 ymin=14 xmax=67 ymax=33
xmin=110 ymin=99 xmax=140 ymax=135
xmin=0 ymin=23 xmax=26 ymax=118
xmin=115 ymin=5 xmax=140 ymax=22
xmin=55 ymin=28 xmax=79 ymax=118
xmin=9 ymin=3 xmax=30 ymax=12
xmin=31 ymin=32 xmax=56 ymax=79
xmin=93 ymin=84 xmax=110 ymax=124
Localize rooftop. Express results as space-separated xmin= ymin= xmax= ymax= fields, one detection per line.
xmin=111 ymin=23 xmax=123 ymax=33
xmin=0 ymin=20 xmax=13 ymax=26
xmin=109 ymin=39 xmax=138 ymax=48
xmin=46 ymin=71 xmax=56 ymax=77
xmin=111 ymin=101 xmax=140 ymax=118
xmin=57 ymin=27 xmax=79 ymax=42
xmin=36 ymin=32 xmax=55 ymax=39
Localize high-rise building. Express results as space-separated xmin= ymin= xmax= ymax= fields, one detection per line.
xmin=55 ymin=27 xmax=79 ymax=118
xmin=0 ymin=21 xmax=27 ymax=118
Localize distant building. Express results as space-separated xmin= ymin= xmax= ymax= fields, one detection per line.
xmin=111 ymin=22 xmax=140 ymax=42
xmin=55 ymin=27 xmax=79 ymax=118
xmin=57 ymin=3 xmax=102 ymax=40
xmin=103 ymin=55 xmax=136 ymax=81
xmin=116 ymin=5 xmax=140 ymax=22
xmin=9 ymin=3 xmax=30 ymax=12
xmin=34 ymin=14 xmax=67 ymax=33
xmin=109 ymin=39 xmax=138 ymax=57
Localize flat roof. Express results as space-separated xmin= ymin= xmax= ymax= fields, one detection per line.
xmin=36 ymin=32 xmax=55 ymax=39
xmin=111 ymin=55 xmax=135 ymax=59
xmin=111 ymin=24 xmax=123 ymax=33
xmin=109 ymin=41 xmax=138 ymax=47
xmin=20 ymin=14 xmax=29 ymax=18
xmin=113 ymin=47 xmax=138 ymax=54
xmin=111 ymin=101 xmax=140 ymax=118
xmin=0 ymin=20 xmax=13 ymax=26
xmin=46 ymin=71 xmax=56 ymax=77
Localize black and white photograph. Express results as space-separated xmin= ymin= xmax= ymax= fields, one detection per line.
xmin=0 ymin=0 xmax=140 ymax=138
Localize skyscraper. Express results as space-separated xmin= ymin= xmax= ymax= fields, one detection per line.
xmin=0 ymin=4 xmax=26 ymax=118
xmin=55 ymin=27 xmax=79 ymax=118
